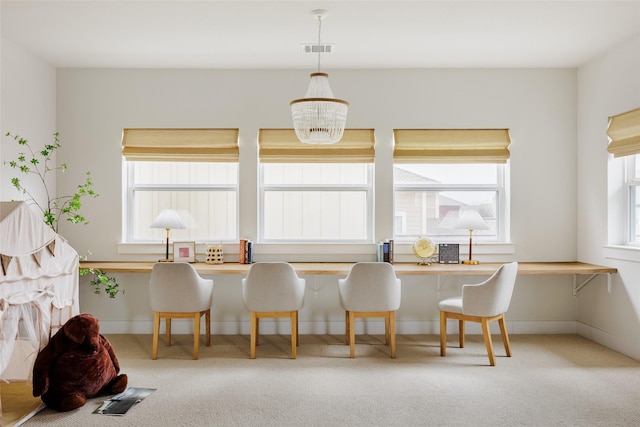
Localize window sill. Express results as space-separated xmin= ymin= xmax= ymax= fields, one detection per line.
xmin=603 ymin=245 xmax=640 ymax=263
xmin=117 ymin=241 xmax=516 ymax=263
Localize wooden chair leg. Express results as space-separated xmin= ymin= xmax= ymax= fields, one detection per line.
xmin=498 ymin=315 xmax=511 ymax=357
xmin=459 ymin=319 xmax=465 ymax=348
xmin=389 ymin=311 xmax=396 ymax=359
xmin=349 ymin=311 xmax=356 ymax=358
xmin=256 ymin=313 xmax=260 ymax=346
xmin=385 ymin=313 xmax=390 ymax=345
xmin=345 ymin=311 xmax=350 ymax=344
xmin=152 ymin=312 xmax=160 ymax=360
xmin=165 ymin=318 xmax=172 ymax=346
xmin=291 ymin=311 xmax=297 ymax=359
xmin=296 ymin=310 xmax=299 ymax=346
xmin=193 ymin=312 xmax=200 ymax=360
xmin=250 ymin=312 xmax=257 ymax=359
xmin=481 ymin=317 xmax=496 ymax=366
xmin=440 ymin=311 xmax=447 ymax=357
xmin=205 ymin=309 xmax=211 ymax=347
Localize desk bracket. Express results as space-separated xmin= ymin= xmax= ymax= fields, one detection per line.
xmin=436 ymin=275 xmax=451 ymax=299
xmin=573 ymin=273 xmax=611 ymax=297
xmin=310 ymin=275 xmax=320 ymax=299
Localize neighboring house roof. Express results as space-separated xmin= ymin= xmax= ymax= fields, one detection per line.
xmin=439 ymin=195 xmax=466 ymax=208
xmin=394 ymin=166 xmax=466 ymax=207
xmin=394 ymin=166 xmax=439 ymax=184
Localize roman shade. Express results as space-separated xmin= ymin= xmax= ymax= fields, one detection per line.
xmin=259 ymin=129 xmax=375 ymax=163
xmin=393 ymin=129 xmax=511 ymax=163
xmin=607 ymin=108 xmax=640 ymax=158
xmin=122 ymin=128 xmax=239 ymax=162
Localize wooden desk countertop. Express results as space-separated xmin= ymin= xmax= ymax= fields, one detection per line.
xmin=79 ymin=261 xmax=617 ymax=276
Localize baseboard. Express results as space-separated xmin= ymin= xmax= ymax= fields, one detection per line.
xmin=99 ymin=319 xmax=579 ymax=335
xmin=577 ymin=322 xmax=640 ymax=360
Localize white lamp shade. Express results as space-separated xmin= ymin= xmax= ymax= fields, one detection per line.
xmin=454 ymin=210 xmax=489 ymax=231
xmin=151 ymin=209 xmax=186 ymax=230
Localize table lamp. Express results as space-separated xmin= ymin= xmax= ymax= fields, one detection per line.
xmin=151 ymin=209 xmax=186 ymax=262
xmin=454 ymin=210 xmax=489 ymax=265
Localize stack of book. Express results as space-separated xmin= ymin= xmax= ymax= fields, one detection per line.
xmin=239 ymin=239 xmax=253 ymax=264
xmin=376 ymin=239 xmax=394 ymax=263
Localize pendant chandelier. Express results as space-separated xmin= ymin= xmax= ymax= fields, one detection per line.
xmin=290 ymin=9 xmax=349 ymax=145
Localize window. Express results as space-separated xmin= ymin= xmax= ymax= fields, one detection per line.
xmin=125 ymin=161 xmax=238 ymax=242
xmin=607 ymin=108 xmax=640 ymax=245
xmin=394 ymin=163 xmax=504 ymax=241
xmin=122 ymin=128 xmax=239 ymax=243
xmin=393 ymin=129 xmax=510 ymax=242
xmin=258 ymin=129 xmax=375 ymax=242
xmin=260 ymin=163 xmax=372 ymax=241
xmin=626 ymin=154 xmax=640 ymax=244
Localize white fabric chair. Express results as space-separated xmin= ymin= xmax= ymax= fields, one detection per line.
xmin=242 ymin=262 xmax=306 ymax=359
xmin=149 ymin=262 xmax=214 ymax=360
xmin=338 ymin=262 xmax=401 ymax=358
xmin=438 ymin=261 xmax=518 ymax=366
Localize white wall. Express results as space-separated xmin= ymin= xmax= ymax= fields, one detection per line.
xmin=50 ymin=67 xmax=583 ymax=337
xmin=577 ymin=35 xmax=640 ymax=359
xmin=0 ymin=37 xmax=56 ymax=204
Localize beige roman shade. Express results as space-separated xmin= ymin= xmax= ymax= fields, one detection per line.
xmin=607 ymin=108 xmax=640 ymax=158
xmin=393 ymin=129 xmax=511 ymax=163
xmin=259 ymin=129 xmax=375 ymax=163
xmin=122 ymin=128 xmax=239 ymax=162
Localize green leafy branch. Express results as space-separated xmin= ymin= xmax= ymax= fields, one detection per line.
xmin=79 ymin=253 xmax=122 ymax=298
xmin=4 ymin=132 xmax=123 ymax=298
xmin=5 ymin=132 xmax=98 ymax=233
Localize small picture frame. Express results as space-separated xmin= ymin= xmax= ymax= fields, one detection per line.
xmin=438 ymin=243 xmax=460 ymax=264
xmin=173 ymin=241 xmax=196 ymax=263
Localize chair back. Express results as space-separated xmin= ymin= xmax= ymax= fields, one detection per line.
xmin=462 ymin=261 xmax=518 ymax=317
xmin=149 ymin=262 xmax=214 ymax=312
xmin=338 ymin=262 xmax=401 ymax=312
xmin=242 ymin=262 xmax=305 ymax=312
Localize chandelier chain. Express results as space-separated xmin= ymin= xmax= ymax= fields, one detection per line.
xmin=316 ymin=14 xmax=322 ymax=72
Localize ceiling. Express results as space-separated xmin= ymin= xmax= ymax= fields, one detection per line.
xmin=1 ymin=0 xmax=639 ymax=69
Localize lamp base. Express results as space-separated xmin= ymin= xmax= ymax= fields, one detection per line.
xmin=462 ymin=260 xmax=480 ymax=265
xmin=158 ymin=259 xmax=173 ymax=263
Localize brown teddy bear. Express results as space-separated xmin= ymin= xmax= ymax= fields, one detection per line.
xmin=32 ymin=313 xmax=128 ymax=411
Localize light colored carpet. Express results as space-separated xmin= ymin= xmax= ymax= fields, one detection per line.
xmin=21 ymin=334 xmax=640 ymax=426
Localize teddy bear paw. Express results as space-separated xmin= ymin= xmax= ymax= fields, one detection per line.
xmin=109 ymin=374 xmax=128 ymax=394
xmin=59 ymin=393 xmax=87 ymax=412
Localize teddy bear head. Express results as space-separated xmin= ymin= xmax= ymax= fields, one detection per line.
xmin=61 ymin=313 xmax=101 ymax=353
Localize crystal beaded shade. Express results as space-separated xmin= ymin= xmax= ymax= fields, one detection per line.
xmin=291 ymin=72 xmax=349 ymax=144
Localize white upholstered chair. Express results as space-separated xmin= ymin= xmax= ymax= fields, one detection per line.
xmin=338 ymin=262 xmax=401 ymax=358
xmin=149 ymin=262 xmax=214 ymax=360
xmin=242 ymin=262 xmax=306 ymax=359
xmin=438 ymin=261 xmax=519 ymax=366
